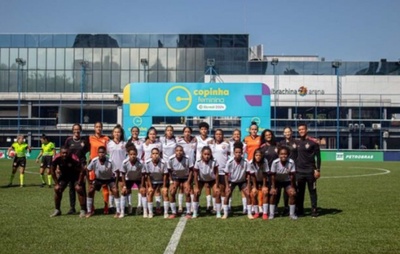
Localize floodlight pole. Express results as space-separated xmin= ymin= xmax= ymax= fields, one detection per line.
xmin=80 ymin=61 xmax=89 ymax=125
xmin=16 ymin=58 xmax=26 ymax=135
xmin=271 ymin=58 xmax=279 ymax=131
xmin=332 ymin=61 xmax=342 ymax=150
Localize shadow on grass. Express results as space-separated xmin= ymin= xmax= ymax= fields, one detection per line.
xmin=301 ymin=207 xmax=343 ymax=217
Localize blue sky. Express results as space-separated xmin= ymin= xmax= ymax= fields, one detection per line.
xmin=2 ymin=0 xmax=399 ymax=61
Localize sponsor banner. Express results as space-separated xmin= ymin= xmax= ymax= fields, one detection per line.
xmin=122 ymin=83 xmax=271 ymax=138
xmin=321 ymin=151 xmax=383 ymax=162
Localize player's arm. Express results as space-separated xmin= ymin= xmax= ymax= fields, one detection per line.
xmin=7 ymin=145 xmax=14 ymax=155
xmin=50 ymin=160 xmax=59 ymax=185
xmin=214 ymin=165 xmax=219 ymax=189
xmin=193 ymin=168 xmax=199 ymax=192
xmin=36 ymin=149 xmax=43 ymax=163
xmin=269 ymin=171 xmax=276 ymax=195
xmin=314 ymin=143 xmax=321 ymax=179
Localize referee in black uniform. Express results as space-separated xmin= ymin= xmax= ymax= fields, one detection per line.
xmin=296 ymin=123 xmax=321 ymax=217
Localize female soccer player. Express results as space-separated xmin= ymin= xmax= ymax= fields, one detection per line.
xmin=223 ymin=142 xmax=252 ymax=219
xmin=258 ymin=129 xmax=278 ymax=216
xmin=277 ymin=126 xmax=299 ymax=215
xmin=269 ymin=146 xmax=297 ymax=220
xmin=7 ymin=135 xmax=31 ymax=187
xmin=125 ymin=126 xmax=145 ymax=213
xmin=143 ymin=127 xmax=163 ymax=213
xmin=248 ymin=149 xmax=270 ymax=220
xmin=86 ymin=146 xmax=119 ymax=218
xmin=160 ymin=125 xmax=177 ymax=162
xmin=211 ymin=129 xmax=230 ymax=214
xmin=36 ymin=134 xmax=56 ymax=187
xmin=176 ymin=126 xmax=197 ymax=213
xmin=144 ymin=148 xmax=169 ymax=218
xmin=167 ymin=145 xmax=193 ymax=218
xmin=106 ymin=124 xmax=127 ymax=216
xmin=88 ymin=122 xmax=110 ymax=214
xmin=243 ymin=122 xmax=260 ymax=161
xmin=195 ymin=122 xmax=214 ymax=212
xmin=64 ymin=123 xmax=90 ymax=215
xmin=119 ymin=146 xmax=146 ymax=218
xmin=192 ymin=146 xmax=220 ymax=218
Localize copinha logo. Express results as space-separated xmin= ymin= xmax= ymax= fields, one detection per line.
xmin=298 ymin=86 xmax=308 ymax=96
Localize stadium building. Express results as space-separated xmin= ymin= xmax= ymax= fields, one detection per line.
xmin=0 ymin=33 xmax=399 ymax=149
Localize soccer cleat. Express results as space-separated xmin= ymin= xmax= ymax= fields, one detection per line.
xmin=168 ymin=214 xmax=176 ymax=219
xmin=311 ymin=208 xmax=319 ymax=218
xmin=67 ymin=208 xmax=76 ymax=215
xmin=221 ymin=214 xmax=228 ymax=220
xmin=50 ymin=209 xmax=61 ymax=217
xmin=216 ymin=213 xmax=222 ymax=219
xmin=85 ymin=211 xmax=94 ymax=218
xmin=247 ymin=214 xmax=254 ymax=220
xmin=128 ymin=205 xmax=133 ymax=214
xmin=253 ymin=213 xmax=260 ymax=219
xmin=119 ymin=213 xmax=125 ymax=219
xmin=268 ymin=215 xmax=275 ymax=220
xmin=155 ymin=207 xmax=162 ymax=215
xmin=191 ymin=213 xmax=198 ymax=219
xmin=114 ymin=213 xmax=120 ymax=218
xmin=103 ymin=205 xmax=109 ymax=214
xmin=79 ymin=210 xmax=86 ymax=218
xmin=143 ymin=212 xmax=148 ymax=218
xmin=148 ymin=213 xmax=154 ymax=219
xmin=290 ymin=214 xmax=298 ymax=220
xmin=262 ymin=213 xmax=268 ymax=220
xmin=185 ymin=214 xmax=192 ymax=219
xmin=178 ymin=207 xmax=183 ymax=214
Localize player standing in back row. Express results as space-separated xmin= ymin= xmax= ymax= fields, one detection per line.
xmin=296 ymin=123 xmax=321 ymax=217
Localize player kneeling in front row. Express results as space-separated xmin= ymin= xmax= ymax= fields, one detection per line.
xmin=269 ymin=146 xmax=297 ymax=220
xmin=50 ymin=147 xmax=86 ymax=218
xmin=86 ymin=146 xmax=120 ymax=218
xmin=119 ymin=146 xmax=146 ymax=218
xmin=144 ymin=148 xmax=169 ymax=219
xmin=168 ymin=145 xmax=193 ymax=218
xmin=223 ymin=142 xmax=252 ymax=219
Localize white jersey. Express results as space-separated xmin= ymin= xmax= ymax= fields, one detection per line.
xmin=211 ymin=141 xmax=230 ymax=175
xmin=142 ymin=140 xmax=163 ymax=162
xmin=106 ymin=140 xmax=127 ymax=170
xmin=121 ymin=158 xmax=144 ymax=181
xmin=248 ymin=159 xmax=270 ymax=182
xmin=195 ymin=135 xmax=214 ymax=161
xmin=144 ymin=159 xmax=168 ymax=182
xmin=229 ymin=140 xmax=247 ymax=159
xmin=159 ymin=136 xmax=177 ymax=162
xmin=194 ymin=159 xmax=218 ymax=182
xmin=167 ymin=154 xmax=193 ymax=179
xmin=128 ymin=138 xmax=144 ymax=163
xmin=270 ymin=158 xmax=296 ymax=182
xmin=225 ymin=157 xmax=249 ymax=183
xmin=87 ymin=157 xmax=116 ymax=180
xmin=176 ymin=136 xmax=197 ymax=162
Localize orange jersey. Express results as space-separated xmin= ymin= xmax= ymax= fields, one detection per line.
xmin=244 ymin=135 xmax=261 ymax=161
xmin=89 ymin=135 xmax=110 ymax=160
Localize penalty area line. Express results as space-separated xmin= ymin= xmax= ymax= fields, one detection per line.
xmin=164 ymin=216 xmax=187 ymax=254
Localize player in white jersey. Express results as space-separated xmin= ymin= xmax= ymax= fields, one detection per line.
xmin=228 ymin=129 xmax=247 ymax=213
xmin=211 ymin=129 xmax=230 ymax=214
xmin=269 ymin=146 xmax=297 ymax=220
xmin=248 ymin=148 xmax=270 ymax=220
xmin=86 ymin=146 xmax=119 ymax=218
xmin=195 ymin=122 xmax=214 ymax=212
xmin=160 ymin=125 xmax=177 ymax=162
xmin=223 ymin=142 xmax=252 ymax=219
xmin=119 ymin=146 xmax=146 ymax=218
xmin=143 ymin=127 xmax=163 ymax=213
xmin=176 ymin=126 xmax=197 ymax=213
xmin=106 ymin=124 xmax=127 ymax=215
xmin=193 ymin=146 xmax=221 ymax=218
xmin=167 ymin=145 xmax=193 ymax=218
xmin=144 ymin=148 xmax=169 ymax=218
xmin=125 ymin=126 xmax=145 ymax=213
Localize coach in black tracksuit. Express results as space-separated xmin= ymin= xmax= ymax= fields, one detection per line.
xmin=296 ymin=123 xmax=321 ymax=217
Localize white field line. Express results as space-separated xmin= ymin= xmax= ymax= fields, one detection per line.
xmin=321 ymin=167 xmax=390 ymax=179
xmin=164 ymin=216 xmax=188 ymax=254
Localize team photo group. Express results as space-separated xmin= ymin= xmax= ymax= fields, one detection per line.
xmin=7 ymin=120 xmax=321 ymax=220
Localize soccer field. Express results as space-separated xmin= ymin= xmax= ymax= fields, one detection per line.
xmin=0 ymin=160 xmax=399 ymax=254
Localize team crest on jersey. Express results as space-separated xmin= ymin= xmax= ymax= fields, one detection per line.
xmin=274 ymin=147 xmax=278 ymax=153
xmin=222 ymin=145 xmax=227 ymax=150
xmin=305 ymin=143 xmax=310 ymax=149
xmin=81 ymin=142 xmax=85 ymax=147
xmin=68 ymin=163 xmax=72 ymax=167
xmin=292 ymin=143 xmax=297 ymax=149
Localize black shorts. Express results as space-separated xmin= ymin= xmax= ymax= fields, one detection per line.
xmin=229 ymin=181 xmax=247 ymax=191
xmin=93 ymin=179 xmax=116 ymax=191
xmin=199 ymin=180 xmax=216 ymax=186
xmin=58 ymin=174 xmax=80 ymax=189
xmin=126 ymin=180 xmax=141 ymax=189
xmin=172 ymin=177 xmax=188 ymax=183
xmin=41 ymin=156 xmax=53 ymax=169
xmin=276 ymin=181 xmax=292 ymax=190
xmin=217 ymin=175 xmax=226 ymax=186
xmin=13 ymin=157 xmax=26 ymax=168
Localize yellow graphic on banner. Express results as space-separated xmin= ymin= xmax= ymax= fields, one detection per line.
xmin=165 ymin=86 xmax=192 ymax=113
xmin=130 ymin=103 xmax=149 ymax=116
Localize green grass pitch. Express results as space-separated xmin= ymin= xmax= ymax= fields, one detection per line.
xmin=0 ymin=159 xmax=399 ymax=254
